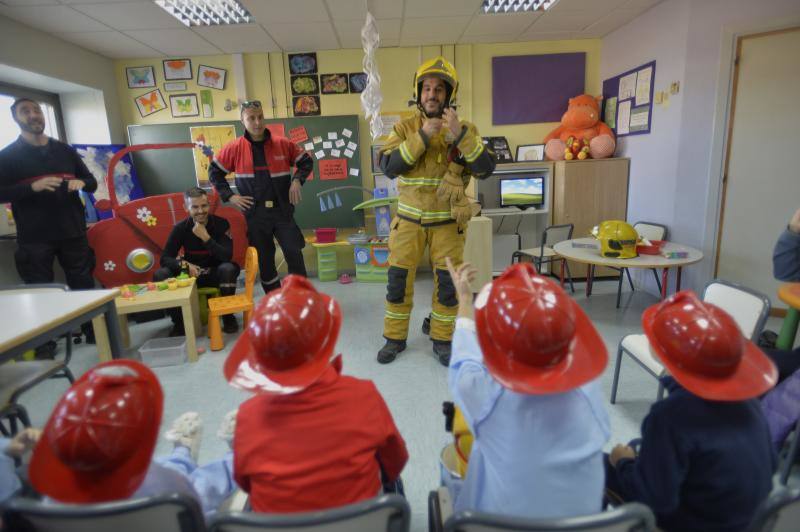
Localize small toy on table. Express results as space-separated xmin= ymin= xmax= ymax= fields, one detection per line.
xmin=167 ymin=277 xmax=178 ymax=290
xmin=662 ymin=250 xmax=689 ymax=259
xmin=146 ymin=282 xmax=156 ymax=291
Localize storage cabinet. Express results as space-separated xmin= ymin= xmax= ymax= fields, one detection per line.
xmin=552 ymin=157 xmax=630 ymax=278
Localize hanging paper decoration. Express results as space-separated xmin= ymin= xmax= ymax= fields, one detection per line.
xmin=319 ymin=197 xmax=327 ymax=212
xmin=360 ymin=11 xmax=384 ymax=141
xmin=335 ymin=193 xmax=342 ymax=207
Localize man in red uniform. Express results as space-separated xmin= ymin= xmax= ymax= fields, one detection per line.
xmin=208 ymin=101 xmax=313 ymax=294
xmin=225 ymin=275 xmax=408 ymax=512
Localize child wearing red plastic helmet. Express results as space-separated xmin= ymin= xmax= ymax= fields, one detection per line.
xmin=606 ymin=291 xmax=778 ymax=532
xmin=445 ymin=259 xmax=610 ymax=519
xmin=226 ymin=275 xmax=408 ymax=513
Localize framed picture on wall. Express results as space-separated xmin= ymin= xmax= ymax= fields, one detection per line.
xmin=126 ymin=66 xmax=155 ymax=89
xmin=197 ymin=65 xmax=226 ymax=90
xmin=169 ymin=94 xmax=199 ymax=118
xmin=349 ymin=73 xmax=367 ymax=93
xmin=515 ymin=143 xmax=545 ymax=162
xmin=293 ymin=95 xmax=321 ymax=116
xmin=321 ymin=73 xmax=348 ymax=94
xmin=134 ymin=89 xmax=166 ymax=117
xmin=288 ymin=52 xmax=317 ymax=75
xmin=163 ymin=59 xmax=192 ymax=80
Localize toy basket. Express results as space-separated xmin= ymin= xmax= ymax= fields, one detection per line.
xmin=314 ymin=227 xmax=337 ymax=243
xmin=637 ymin=239 xmax=666 ymax=255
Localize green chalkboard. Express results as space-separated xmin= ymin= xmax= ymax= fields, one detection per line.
xmin=127 ymin=115 xmax=365 ymax=229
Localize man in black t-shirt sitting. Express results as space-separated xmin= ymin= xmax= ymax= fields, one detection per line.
xmin=156 ymin=187 xmax=240 ymax=336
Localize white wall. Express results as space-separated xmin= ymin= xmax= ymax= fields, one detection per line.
xmin=600 ymin=0 xmax=691 ymax=292
xmin=60 ymin=90 xmax=112 ymax=144
xmin=0 ymin=15 xmax=124 ymax=144
xmin=602 ymin=0 xmax=800 ymax=294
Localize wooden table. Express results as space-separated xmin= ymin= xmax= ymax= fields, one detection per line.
xmin=92 ymin=278 xmax=202 ymax=363
xmin=776 ymin=283 xmax=800 ymax=350
xmin=0 ymin=288 xmax=122 ymax=363
xmin=553 ymin=238 xmax=704 ymax=307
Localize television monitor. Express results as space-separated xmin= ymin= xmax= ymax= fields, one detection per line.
xmin=499 ymin=176 xmax=544 ymax=208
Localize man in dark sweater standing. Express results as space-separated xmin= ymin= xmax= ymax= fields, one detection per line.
xmin=208 ymin=101 xmax=313 ymax=295
xmin=605 ymin=291 xmax=778 ymax=532
xmin=155 ymin=187 xmax=240 ymax=336
xmin=0 ymin=98 xmax=98 ymax=356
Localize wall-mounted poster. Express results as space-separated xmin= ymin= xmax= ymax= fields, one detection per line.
xmin=602 ymin=60 xmax=655 ymax=137
xmin=197 ymin=65 xmax=226 ymax=90
xmin=321 ymin=73 xmax=348 ymax=94
xmin=349 ymin=72 xmax=367 ymax=93
xmin=126 ymin=66 xmax=155 ymax=89
xmin=288 ymin=52 xmax=317 ymax=75
xmin=291 ymin=75 xmax=319 ymax=96
xmin=293 ymin=95 xmax=321 ymax=116
xmin=134 ymin=89 xmax=166 ymax=117
xmin=200 ymin=89 xmax=213 ymax=118
xmin=169 ymin=94 xmax=199 ymax=118
xmin=190 ymin=125 xmax=236 ymax=186
xmin=163 ymin=59 xmax=192 ymax=80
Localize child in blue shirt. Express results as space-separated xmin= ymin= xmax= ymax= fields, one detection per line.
xmin=446 ymin=259 xmax=610 ymax=519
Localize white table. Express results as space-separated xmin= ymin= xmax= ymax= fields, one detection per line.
xmin=553 ymin=238 xmax=704 ymax=307
xmin=0 ymin=288 xmax=123 ymax=363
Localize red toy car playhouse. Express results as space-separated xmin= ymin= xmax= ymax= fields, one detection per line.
xmin=87 ymin=143 xmax=247 ymax=287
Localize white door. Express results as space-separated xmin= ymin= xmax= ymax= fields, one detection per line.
xmin=716 ymin=28 xmax=800 ymax=309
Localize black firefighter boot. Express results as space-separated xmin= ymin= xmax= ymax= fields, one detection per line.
xmin=432 ymin=340 xmax=451 ymax=367
xmin=377 ymin=338 xmax=407 ymax=364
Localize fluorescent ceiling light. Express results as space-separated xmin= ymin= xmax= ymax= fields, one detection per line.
xmin=155 ymin=0 xmax=253 ymax=27
xmin=481 ymin=0 xmax=560 ymax=14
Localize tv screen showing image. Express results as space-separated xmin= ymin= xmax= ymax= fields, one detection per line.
xmin=500 ymin=177 xmax=544 ymax=208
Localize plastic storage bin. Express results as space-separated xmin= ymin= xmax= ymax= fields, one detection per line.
xmin=315 ymin=228 xmax=337 ymax=243
xmin=139 ymin=336 xmax=187 ymax=367
xmin=637 ymin=239 xmax=666 ymax=255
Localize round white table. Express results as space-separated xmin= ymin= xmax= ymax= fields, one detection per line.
xmin=553 ymin=237 xmax=704 ymax=307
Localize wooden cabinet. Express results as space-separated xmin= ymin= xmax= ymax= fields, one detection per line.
xmin=552 ymin=158 xmax=629 ymax=278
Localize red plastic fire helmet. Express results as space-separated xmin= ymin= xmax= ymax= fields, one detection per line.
xmin=225 ymin=275 xmax=342 ymax=393
xmin=29 ymin=360 xmax=163 ymax=503
xmin=643 ymin=290 xmax=777 ymax=401
xmin=475 ymin=263 xmax=607 ymax=394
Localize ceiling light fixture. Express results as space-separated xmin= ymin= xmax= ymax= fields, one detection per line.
xmin=481 ymin=0 xmax=560 ymax=14
xmin=154 ymin=0 xmax=253 ymax=27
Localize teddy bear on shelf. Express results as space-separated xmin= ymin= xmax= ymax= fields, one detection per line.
xmin=543 ymin=94 xmax=616 ymax=161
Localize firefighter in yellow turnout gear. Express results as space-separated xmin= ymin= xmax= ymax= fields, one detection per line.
xmin=377 ymin=57 xmax=495 ymax=366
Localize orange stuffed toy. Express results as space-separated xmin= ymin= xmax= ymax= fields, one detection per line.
xmin=543 ymin=94 xmax=616 ymax=161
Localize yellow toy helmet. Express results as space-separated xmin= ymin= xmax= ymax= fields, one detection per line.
xmin=411 ymin=56 xmax=459 ymax=109
xmin=592 ymin=220 xmax=640 ymax=259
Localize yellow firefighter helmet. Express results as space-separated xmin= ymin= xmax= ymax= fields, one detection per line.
xmin=411 ymin=56 xmax=459 ymax=108
xmin=592 ymin=220 xmax=640 ymax=259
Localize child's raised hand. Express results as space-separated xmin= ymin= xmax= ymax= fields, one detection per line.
xmin=445 ymin=256 xmax=476 ymax=303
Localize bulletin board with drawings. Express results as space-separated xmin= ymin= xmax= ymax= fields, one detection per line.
xmin=602 ymin=60 xmax=655 ymax=138
xmin=127 ymin=115 xmax=364 ymax=229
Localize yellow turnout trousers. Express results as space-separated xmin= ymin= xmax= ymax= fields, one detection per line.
xmin=383 ymin=216 xmax=465 ymax=342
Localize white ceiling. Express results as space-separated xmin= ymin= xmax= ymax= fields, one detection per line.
xmin=0 ymin=0 xmax=663 ymax=59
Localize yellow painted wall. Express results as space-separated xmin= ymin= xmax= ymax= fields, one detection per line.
xmin=114 ymin=40 xmax=601 ymax=273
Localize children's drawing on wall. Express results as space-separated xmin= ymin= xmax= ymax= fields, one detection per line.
xmin=190 ymin=125 xmax=236 ymax=186
xmin=126 ymin=66 xmax=155 ymax=89
xmin=197 ymin=65 xmax=226 ymax=90
xmin=134 ymin=89 xmax=166 ymax=117
xmin=73 ymin=144 xmax=144 ymax=221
